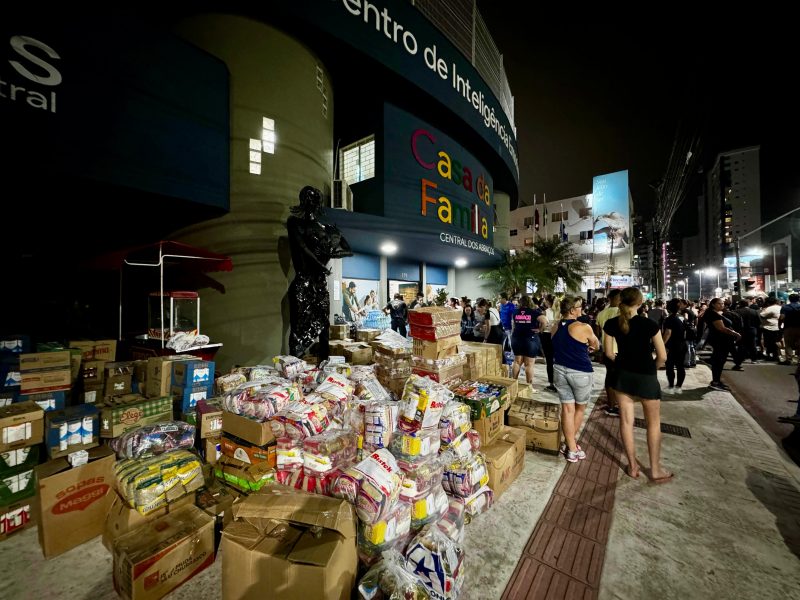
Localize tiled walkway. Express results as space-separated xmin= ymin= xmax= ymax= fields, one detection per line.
xmin=502 ymin=402 xmax=622 ymax=600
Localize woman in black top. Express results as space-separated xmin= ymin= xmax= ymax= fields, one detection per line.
xmin=460 ymin=305 xmax=477 ymax=341
xmin=603 ymin=288 xmax=670 ymax=482
xmin=662 ymin=298 xmax=687 ymax=393
xmin=511 ymin=296 xmax=547 ymax=386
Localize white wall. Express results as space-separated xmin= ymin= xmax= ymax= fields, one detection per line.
xmin=454 ymin=267 xmax=493 ymax=301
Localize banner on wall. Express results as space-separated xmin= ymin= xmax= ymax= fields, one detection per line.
xmin=592 ymin=170 xmax=630 ymax=256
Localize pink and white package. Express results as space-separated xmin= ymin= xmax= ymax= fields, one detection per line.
xmin=223 ymin=380 xmax=300 ymax=421
xmin=363 ymin=399 xmax=399 ymax=452
xmin=463 ymin=484 xmax=494 ymax=518
xmin=354 ymin=448 xmax=404 ymax=524
xmin=441 ymin=452 xmax=489 ymax=498
xmin=270 ymin=401 xmax=330 ymax=439
xmin=302 ymin=429 xmax=358 ymax=474
xmin=330 ymin=466 xmax=364 ymax=504
xmin=439 ymin=402 xmax=472 ymax=445
xmin=398 ymin=376 xmax=451 ymax=433
xmin=273 ymin=355 xmax=307 ymax=379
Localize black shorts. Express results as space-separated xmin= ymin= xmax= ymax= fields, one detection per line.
xmin=612 ymin=368 xmax=661 ymax=400
xmin=511 ymin=335 xmax=541 ymax=358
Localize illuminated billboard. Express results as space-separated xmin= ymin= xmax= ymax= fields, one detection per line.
xmin=592 ymin=170 xmax=630 ymax=256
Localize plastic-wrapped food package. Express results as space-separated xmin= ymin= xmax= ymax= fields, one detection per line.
xmin=358 ymin=549 xmax=430 ymax=600
xmin=363 ymin=400 xmax=399 ymax=452
xmin=299 ymin=467 xmax=341 ymax=496
xmin=389 ymin=428 xmax=441 ymax=463
xmin=463 ymin=484 xmax=494 ymax=519
xmin=441 ymin=452 xmax=489 ymax=498
xmin=436 ymin=496 xmax=466 ymax=544
xmin=276 ymin=437 xmax=304 ymax=470
xmin=273 ymin=355 xmax=307 ymax=379
xmin=276 ymin=466 xmax=304 ymax=489
xmin=406 ymin=484 xmax=448 ymax=529
xmin=443 ymin=429 xmax=481 ymax=459
xmin=110 ymin=421 xmax=196 ymax=459
xmin=354 ymin=449 xmax=405 ymax=524
xmin=357 ymin=500 xmax=412 ymax=566
xmin=302 ymin=429 xmax=358 ymax=474
xmin=398 ymin=376 xmax=452 ymax=433
xmin=398 ymin=458 xmax=444 ymax=500
xmin=438 ymin=402 xmax=472 ymax=445
xmin=113 ymin=449 xmax=203 ymax=514
xmin=215 ymin=372 xmax=247 ymax=395
xmin=231 ymin=365 xmax=279 ymax=381
xmin=330 ymin=466 xmax=365 ymax=504
xmin=316 ymin=372 xmax=354 ymax=402
xmin=223 ymin=380 xmax=300 ymax=422
xmin=295 ymin=368 xmax=321 ymax=393
xmin=353 ymin=374 xmax=391 ymax=403
xmin=270 ymin=401 xmax=330 ymax=439
xmin=320 ymin=360 xmax=352 ymax=377
xmin=405 ymin=525 xmax=465 ymax=600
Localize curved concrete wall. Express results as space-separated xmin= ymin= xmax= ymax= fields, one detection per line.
xmin=174 ymin=14 xmax=333 ymax=370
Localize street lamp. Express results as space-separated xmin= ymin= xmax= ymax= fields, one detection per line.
xmin=705 ymin=268 xmax=720 ymax=293
xmin=694 ymin=269 xmax=703 ymax=300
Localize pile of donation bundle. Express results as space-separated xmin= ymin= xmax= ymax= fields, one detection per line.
xmin=0 ymin=306 xmax=552 ymax=599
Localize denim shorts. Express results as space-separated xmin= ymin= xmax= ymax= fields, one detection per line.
xmin=554 ymin=364 xmax=593 ymax=405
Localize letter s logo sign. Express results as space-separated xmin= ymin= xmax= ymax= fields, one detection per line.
xmin=9 ymin=35 xmax=62 ymax=86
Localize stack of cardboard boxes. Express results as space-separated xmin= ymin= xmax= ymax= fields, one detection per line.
xmin=507 ymin=385 xmax=563 ymax=453
xmin=408 ymin=307 xmax=465 ymax=385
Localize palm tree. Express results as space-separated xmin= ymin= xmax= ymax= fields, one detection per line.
xmin=478 ymin=250 xmax=538 ymax=297
xmin=530 ymin=238 xmax=586 ymax=295
xmin=479 ymin=239 xmax=586 ymax=297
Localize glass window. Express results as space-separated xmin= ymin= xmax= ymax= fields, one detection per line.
xmin=510 ymin=229 xmax=518 ymax=236
xmin=340 ymin=136 xmax=375 ymax=184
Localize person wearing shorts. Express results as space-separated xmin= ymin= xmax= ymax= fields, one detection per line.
xmin=511 ymin=295 xmax=546 ymax=387
xmin=551 ymin=296 xmax=599 ymax=462
xmin=603 ymin=287 xmax=671 ymax=483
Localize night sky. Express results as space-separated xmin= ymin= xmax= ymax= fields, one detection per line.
xmin=475 ymin=8 xmax=796 ymax=223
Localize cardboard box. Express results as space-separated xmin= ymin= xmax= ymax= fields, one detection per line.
xmin=0 ymin=401 xmax=44 ymax=452
xmin=203 ymin=436 xmax=221 ymax=465
xmin=81 ymin=381 xmax=105 ymax=404
xmin=35 ymin=445 xmax=116 ymax=557
xmin=44 ymin=404 xmax=100 ymax=459
xmin=70 ymin=339 xmax=117 ymax=362
xmin=81 ymin=359 xmax=105 ymax=384
xmin=355 ymin=329 xmax=381 ymax=343
xmin=171 ymin=382 xmax=213 ymax=412
xmin=329 ymin=324 xmax=349 ymax=340
xmin=131 ymin=360 xmax=148 ymax=394
xmin=507 ymin=399 xmax=562 ymax=453
xmin=20 ymin=368 xmax=71 ymax=394
xmin=19 ymin=350 xmax=72 ymax=372
xmin=146 ymin=357 xmax=175 ymax=398
xmin=220 ymin=434 xmax=276 ymax=468
xmin=196 ymin=399 xmax=223 ymax=439
xmin=0 ymin=464 xmax=36 ymax=506
xmin=195 ymin=483 xmax=240 ymax=551
xmin=222 ymin=410 xmax=275 ymax=446
xmin=172 ymin=360 xmax=215 ymax=386
xmin=408 ymin=306 xmax=460 ymax=326
xmin=483 ymin=426 xmax=526 ymax=499
xmin=479 ymin=375 xmax=520 ymax=406
xmin=0 ymin=497 xmax=37 ymax=541
xmin=104 ymin=362 xmax=134 ymax=397
xmin=214 ymin=455 xmax=275 ymax=493
xmin=18 ymin=390 xmax=67 ymax=412
xmin=113 ymin=504 xmax=215 ymax=600
xmin=98 ymin=395 xmax=173 ymax=438
xmin=412 ymin=335 xmax=460 ymax=359
xmin=472 ymin=409 xmax=504 ymax=446
xmin=102 ymin=491 xmax=196 ymax=552
xmin=0 ymin=444 xmax=39 ymax=474
xmin=343 ymin=342 xmax=373 ymax=365
xmin=222 ymin=486 xmax=357 ymax=600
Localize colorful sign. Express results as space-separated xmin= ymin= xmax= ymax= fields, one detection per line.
xmin=592 ymin=171 xmax=630 ymax=255
xmin=384 ymin=103 xmax=494 ymax=249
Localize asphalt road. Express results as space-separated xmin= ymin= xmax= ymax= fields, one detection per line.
xmin=710 ymin=354 xmax=800 ymax=464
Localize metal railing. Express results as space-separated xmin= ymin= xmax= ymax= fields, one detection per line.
xmin=411 ymin=0 xmax=516 ymax=133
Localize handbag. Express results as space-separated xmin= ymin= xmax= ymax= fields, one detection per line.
xmin=334 ymin=314 xmax=346 ymax=325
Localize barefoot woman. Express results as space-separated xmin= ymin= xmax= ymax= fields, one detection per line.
xmin=603 ymin=288 xmax=672 ymax=482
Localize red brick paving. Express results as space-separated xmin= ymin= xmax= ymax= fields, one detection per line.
xmin=502 ymin=402 xmax=622 ymax=600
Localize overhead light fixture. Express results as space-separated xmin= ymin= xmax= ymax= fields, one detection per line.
xmin=454 ymin=258 xmax=468 ymax=268
xmin=379 ymin=241 xmax=398 ymax=255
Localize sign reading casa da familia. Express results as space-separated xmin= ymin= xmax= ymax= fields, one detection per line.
xmin=384 ymin=104 xmax=494 ymax=251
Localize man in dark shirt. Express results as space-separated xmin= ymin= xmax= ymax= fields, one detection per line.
xmin=385 ymin=293 xmax=409 ymax=336
xmin=722 ymin=300 xmax=744 ymax=371
xmin=780 ymin=293 xmax=800 ymax=365
xmin=735 ymin=299 xmax=763 ymax=364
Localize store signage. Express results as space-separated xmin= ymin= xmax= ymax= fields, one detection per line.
xmin=439 ymin=232 xmax=495 ymax=256
xmin=385 ymin=103 xmax=494 ymax=251
xmin=274 ymin=0 xmax=518 ymax=184
xmin=1 ymin=35 xmax=61 ymax=113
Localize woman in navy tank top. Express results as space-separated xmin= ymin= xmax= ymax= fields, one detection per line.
xmin=551 ymin=296 xmax=599 ymax=463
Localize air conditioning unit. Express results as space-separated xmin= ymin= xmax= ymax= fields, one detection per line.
xmin=331 ymin=179 xmax=353 ymax=211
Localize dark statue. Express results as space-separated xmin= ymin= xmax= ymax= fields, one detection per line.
xmin=287 ymin=186 xmax=352 ymax=358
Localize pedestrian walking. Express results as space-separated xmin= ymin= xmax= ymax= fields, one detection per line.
xmin=706 ymin=297 xmax=742 ymax=390
xmin=602 ymin=287 xmax=671 ymax=482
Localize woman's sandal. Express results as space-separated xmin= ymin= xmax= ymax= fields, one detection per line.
xmin=649 ymin=472 xmax=675 ymax=484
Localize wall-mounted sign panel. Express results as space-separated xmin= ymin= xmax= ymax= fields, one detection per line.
xmin=384 ymin=104 xmax=494 ymax=254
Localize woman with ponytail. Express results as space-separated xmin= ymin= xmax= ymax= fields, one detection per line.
xmin=602 ymin=288 xmax=671 ymax=482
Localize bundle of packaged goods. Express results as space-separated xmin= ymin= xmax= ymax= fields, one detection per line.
xmin=458 ymin=341 xmax=502 ymax=378
xmin=507 ymin=397 xmax=563 ymax=453
xmin=371 ymin=332 xmax=413 ymax=397
xmin=171 ymin=359 xmax=215 ymax=413
xmin=362 ymin=309 xmax=391 ymax=330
